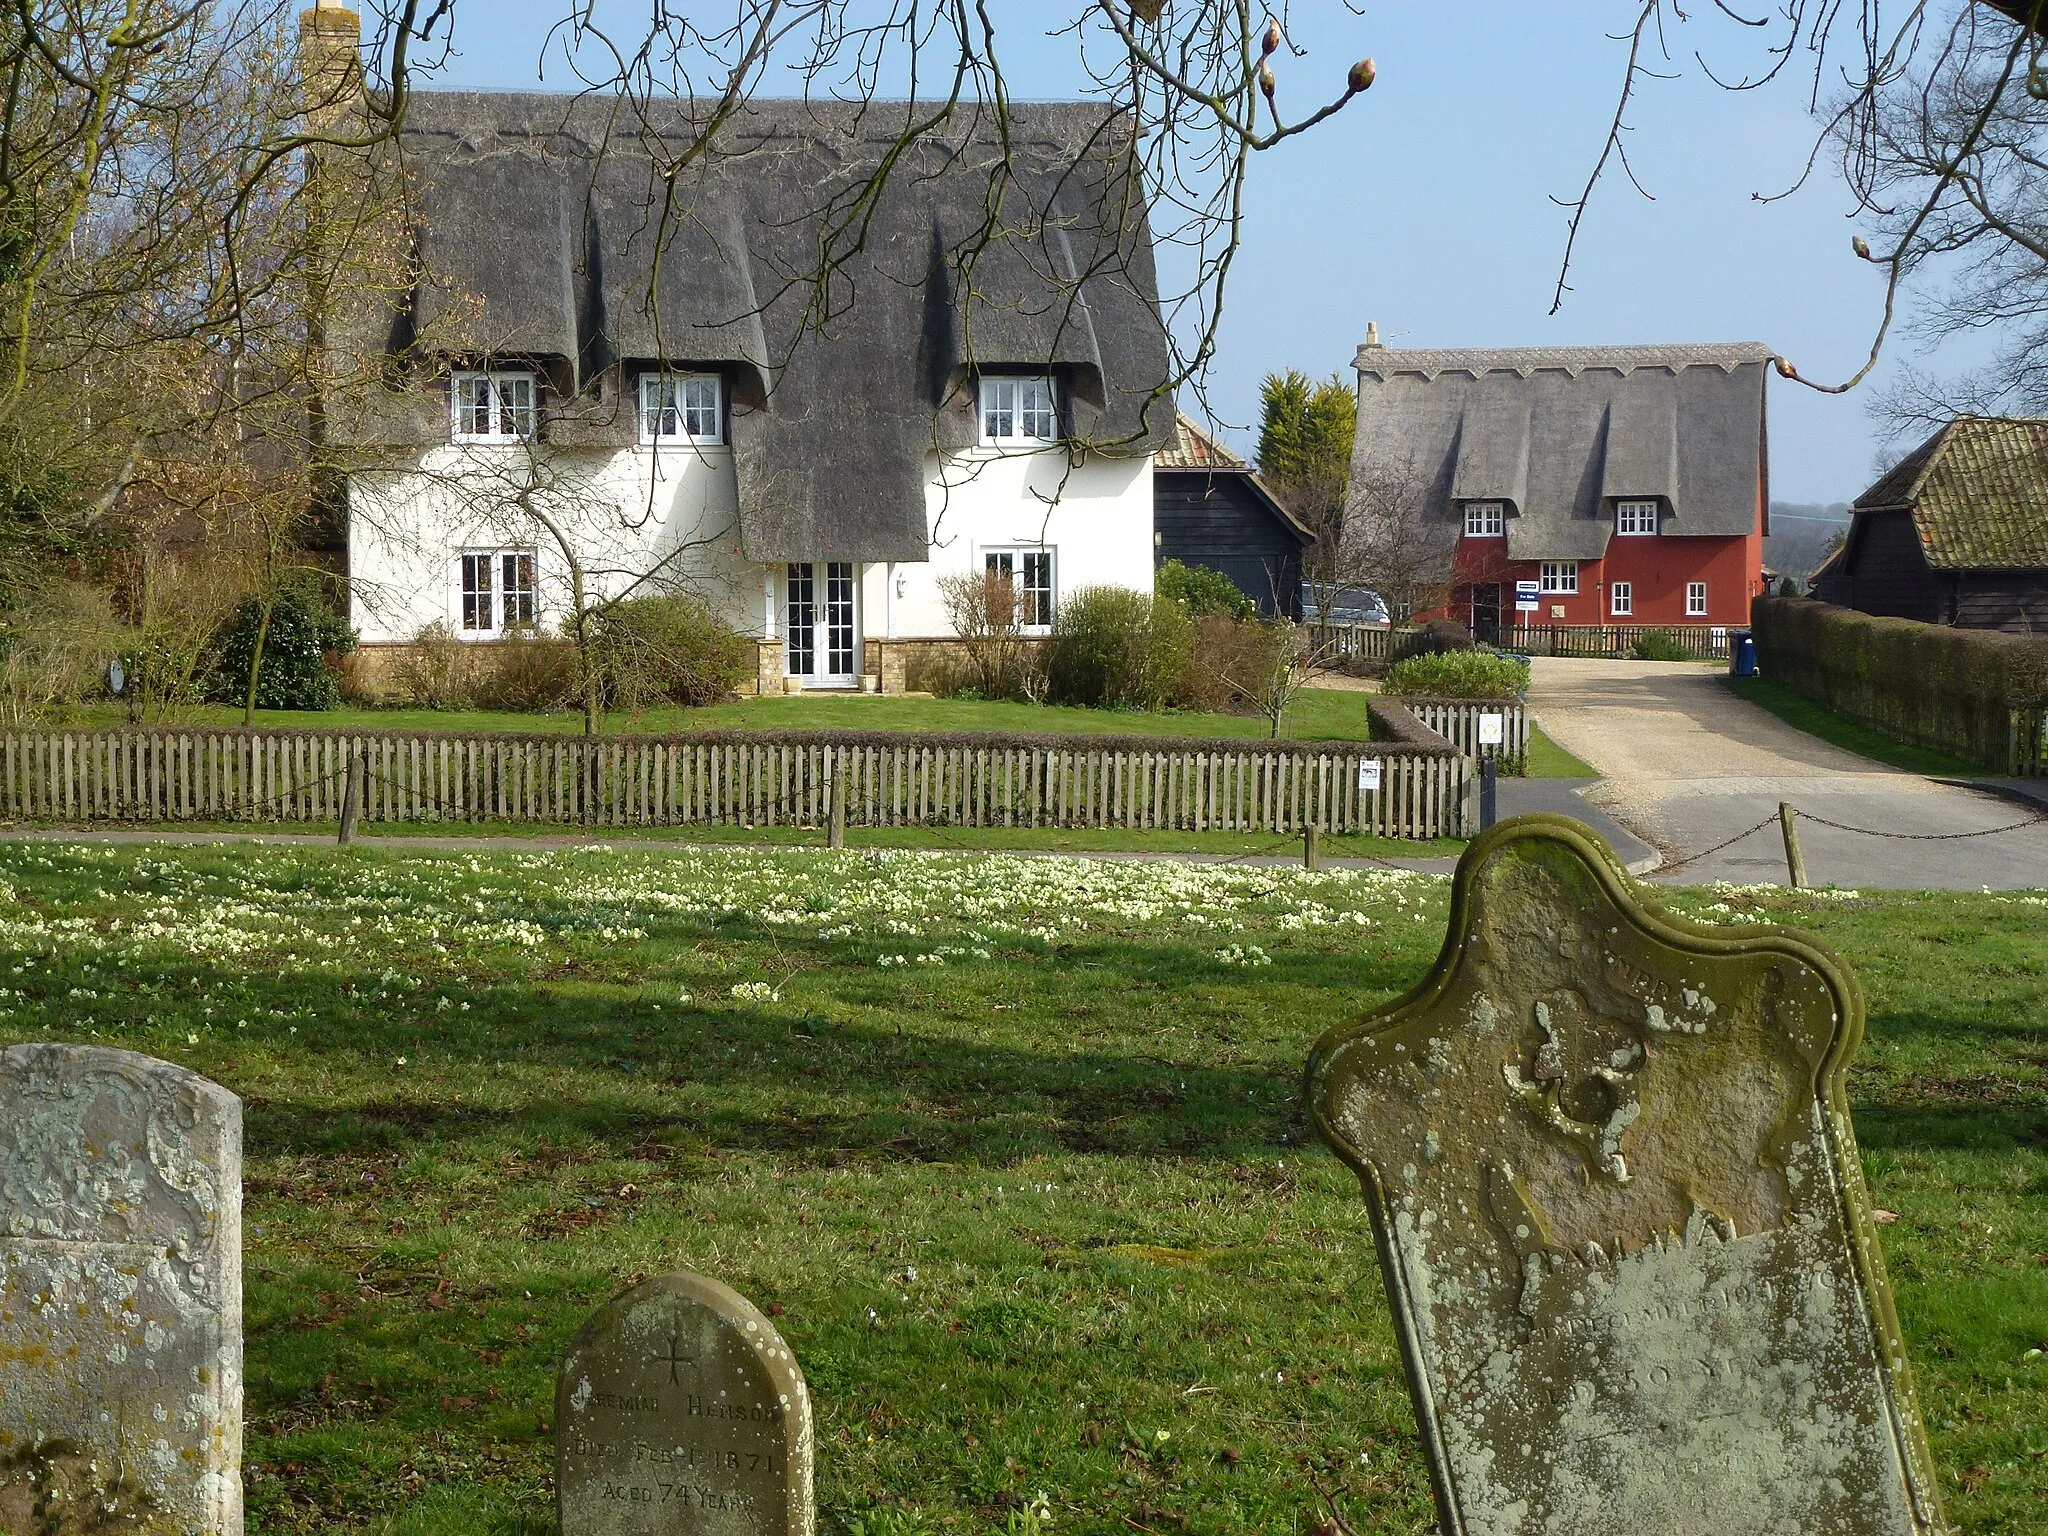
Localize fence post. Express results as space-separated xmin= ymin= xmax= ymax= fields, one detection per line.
xmin=828 ymin=751 xmax=847 ymax=850
xmin=1303 ymin=824 xmax=1320 ymax=871
xmin=337 ymin=748 xmax=363 ymax=847
xmin=1778 ymin=802 xmax=1807 ymax=889
xmin=1480 ymin=752 xmax=1498 ymax=830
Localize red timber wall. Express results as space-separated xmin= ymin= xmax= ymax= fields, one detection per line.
xmin=1451 ymin=528 xmax=1764 ymax=628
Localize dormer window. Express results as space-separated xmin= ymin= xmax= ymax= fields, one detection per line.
xmin=639 ymin=372 xmax=723 ymax=445
xmin=980 ymin=375 xmax=1058 ymax=445
xmin=451 ymin=370 xmax=537 ymax=442
xmin=1615 ymin=499 xmax=1660 ymax=536
xmin=1463 ymin=501 xmax=1505 ymax=538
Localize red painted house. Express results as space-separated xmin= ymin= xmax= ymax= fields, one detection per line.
xmin=1350 ymin=341 xmax=1772 ymax=641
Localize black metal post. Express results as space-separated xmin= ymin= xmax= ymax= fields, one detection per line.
xmin=1480 ymin=750 xmax=1498 ymax=831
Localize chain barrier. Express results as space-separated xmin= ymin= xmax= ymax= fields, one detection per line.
xmin=1655 ymin=815 xmax=1783 ymax=874
xmin=1790 ymin=807 xmax=2048 ymax=841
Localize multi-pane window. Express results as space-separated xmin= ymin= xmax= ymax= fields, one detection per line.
xmin=459 ymin=551 xmax=537 ymax=634
xmin=1615 ymin=499 xmax=1659 ymax=536
xmin=1539 ymin=561 xmax=1579 ymax=595
xmin=1610 ymin=580 xmax=1633 ymax=617
xmin=984 ymin=548 xmax=1055 ymax=630
xmin=1463 ymin=501 xmax=1505 ymax=538
xmin=979 ymin=376 xmax=1058 ymax=444
xmin=451 ymin=371 xmax=537 ymax=442
xmin=1687 ymin=580 xmax=1708 ymax=617
xmin=638 ymin=373 xmax=723 ymax=445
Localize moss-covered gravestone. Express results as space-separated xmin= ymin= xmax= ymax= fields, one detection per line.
xmin=1307 ymin=816 xmax=1948 ymax=1536
xmin=557 ymin=1271 xmax=813 ymax=1536
xmin=0 ymin=1044 xmax=242 ymax=1536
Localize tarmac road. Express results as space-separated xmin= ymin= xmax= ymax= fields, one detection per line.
xmin=1523 ymin=657 xmax=2048 ymax=890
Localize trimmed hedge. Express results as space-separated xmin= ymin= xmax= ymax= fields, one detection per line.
xmin=1749 ymin=597 xmax=2048 ymax=772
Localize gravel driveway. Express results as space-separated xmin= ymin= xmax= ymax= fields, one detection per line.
xmin=1525 ymin=657 xmax=2048 ymax=889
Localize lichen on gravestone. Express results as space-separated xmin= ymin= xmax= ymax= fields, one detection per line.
xmin=1306 ymin=815 xmax=1950 ymax=1536
xmin=557 ymin=1270 xmax=813 ymax=1536
xmin=0 ymin=1045 xmax=242 ymax=1536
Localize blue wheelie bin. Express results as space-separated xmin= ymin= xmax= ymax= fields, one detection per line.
xmin=1730 ymin=628 xmax=1758 ymax=678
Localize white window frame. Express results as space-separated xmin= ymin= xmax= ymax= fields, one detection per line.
xmin=983 ymin=547 xmax=1056 ymax=632
xmin=1610 ymin=580 xmax=1633 ymax=617
xmin=637 ymin=371 xmax=724 ymax=446
xmin=979 ymin=376 xmax=1059 ymax=446
xmin=1539 ymin=561 xmax=1579 ymax=595
xmin=1687 ymin=580 xmax=1708 ymax=617
xmin=1463 ymin=501 xmax=1505 ymax=538
xmin=451 ymin=370 xmax=537 ymax=443
xmin=1615 ymin=499 xmax=1660 ymax=536
xmin=457 ymin=549 xmax=539 ymax=636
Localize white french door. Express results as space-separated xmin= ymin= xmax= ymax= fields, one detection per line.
xmin=785 ymin=562 xmax=858 ymax=685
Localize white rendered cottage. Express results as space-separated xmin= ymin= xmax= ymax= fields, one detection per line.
xmin=310 ymin=20 xmax=1173 ymax=693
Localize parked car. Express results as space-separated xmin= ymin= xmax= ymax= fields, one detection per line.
xmin=1301 ymin=584 xmax=1390 ymax=625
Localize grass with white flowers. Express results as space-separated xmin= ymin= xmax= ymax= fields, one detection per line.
xmin=0 ymin=846 xmax=2042 ymax=1535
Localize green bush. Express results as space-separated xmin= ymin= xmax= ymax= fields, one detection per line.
xmin=471 ymin=632 xmax=579 ymax=710
xmin=1751 ymin=596 xmax=2048 ymax=770
xmin=1044 ymin=586 xmax=1195 ymax=710
xmin=1392 ymin=618 xmax=1475 ymax=660
xmin=1383 ymin=649 xmax=1528 ymax=700
xmin=210 ymin=590 xmax=355 ymax=710
xmin=1156 ymin=560 xmax=1255 ymax=619
xmin=589 ymin=594 xmax=750 ymax=709
xmin=1631 ymin=629 xmax=1693 ymax=662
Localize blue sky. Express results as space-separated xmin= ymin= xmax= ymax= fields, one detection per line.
xmin=421 ymin=2 xmax=1988 ymax=503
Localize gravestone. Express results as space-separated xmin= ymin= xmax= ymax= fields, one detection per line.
xmin=1307 ymin=815 xmax=1949 ymax=1536
xmin=557 ymin=1270 xmax=813 ymax=1536
xmin=0 ymin=1044 xmax=243 ymax=1536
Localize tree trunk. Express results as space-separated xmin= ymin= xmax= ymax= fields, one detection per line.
xmin=243 ymin=595 xmax=275 ymax=728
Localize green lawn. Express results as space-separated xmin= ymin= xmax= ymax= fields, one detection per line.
xmin=1522 ymin=723 xmax=1598 ymax=779
xmin=0 ymin=844 xmax=2038 ymax=1535
xmin=1725 ymin=676 xmax=1985 ymax=776
xmin=59 ymin=688 xmax=1378 ymax=743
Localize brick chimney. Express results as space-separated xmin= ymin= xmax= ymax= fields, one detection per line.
xmin=299 ymin=2 xmax=363 ymax=134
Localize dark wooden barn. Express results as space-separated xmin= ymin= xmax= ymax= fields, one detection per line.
xmin=1153 ymin=416 xmax=1313 ymax=619
xmin=1813 ymin=417 xmax=2048 ymax=632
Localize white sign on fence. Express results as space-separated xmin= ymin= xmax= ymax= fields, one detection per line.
xmin=1357 ymin=759 xmax=1382 ymax=792
xmin=1478 ymin=713 xmax=1505 ymax=748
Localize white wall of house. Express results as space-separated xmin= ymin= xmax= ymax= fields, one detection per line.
xmin=347 ymin=439 xmax=1155 ymax=658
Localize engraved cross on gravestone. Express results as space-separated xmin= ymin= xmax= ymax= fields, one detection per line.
xmin=0 ymin=1043 xmax=243 ymax=1536
xmin=558 ymin=1270 xmax=813 ymax=1536
xmin=1307 ymin=816 xmax=1950 ymax=1536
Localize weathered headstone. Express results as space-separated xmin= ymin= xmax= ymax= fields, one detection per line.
xmin=557 ymin=1270 xmax=813 ymax=1536
xmin=1307 ymin=815 xmax=1949 ymax=1536
xmin=0 ymin=1044 xmax=243 ymax=1536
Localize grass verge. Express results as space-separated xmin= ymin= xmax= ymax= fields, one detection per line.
xmin=1724 ymin=676 xmax=1984 ymax=776
xmin=0 ymin=820 xmax=1465 ymax=862
xmin=53 ymin=689 xmax=1378 ymax=744
xmin=1522 ymin=723 xmax=1598 ymax=779
xmin=0 ymin=844 xmax=2037 ymax=1534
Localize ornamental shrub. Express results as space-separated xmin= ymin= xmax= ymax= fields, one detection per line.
xmin=1631 ymin=629 xmax=1693 ymax=662
xmin=1392 ymin=617 xmax=1476 ymax=660
xmin=1043 ymin=585 xmax=1195 ymax=710
xmin=1383 ymin=649 xmax=1528 ymax=700
xmin=210 ymin=590 xmax=356 ymax=710
xmin=589 ymin=594 xmax=750 ymax=709
xmin=471 ymin=631 xmax=579 ymax=710
xmin=1156 ymin=560 xmax=1256 ymax=619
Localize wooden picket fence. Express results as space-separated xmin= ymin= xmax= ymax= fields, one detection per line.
xmin=1504 ymin=623 xmax=1733 ymax=660
xmin=1308 ymin=622 xmax=1417 ymax=662
xmin=0 ymin=721 xmax=1472 ymax=840
xmin=1396 ymin=698 xmax=1530 ymax=769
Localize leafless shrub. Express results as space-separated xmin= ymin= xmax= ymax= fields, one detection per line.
xmin=938 ymin=570 xmax=1030 ymax=699
xmin=393 ymin=622 xmax=476 ymax=710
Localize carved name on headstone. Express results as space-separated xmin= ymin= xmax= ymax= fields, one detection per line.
xmin=557 ymin=1270 xmax=813 ymax=1536
xmin=0 ymin=1044 xmax=243 ymax=1536
xmin=1307 ymin=816 xmax=1949 ymax=1536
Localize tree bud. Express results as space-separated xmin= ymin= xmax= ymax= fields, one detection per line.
xmin=1259 ymin=61 xmax=1276 ymax=100
xmin=1774 ymin=357 xmax=1797 ymax=378
xmin=1852 ymin=235 xmax=1872 ymax=260
xmin=1349 ymin=58 xmax=1377 ymax=93
xmin=1262 ymin=20 xmax=1283 ymax=58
